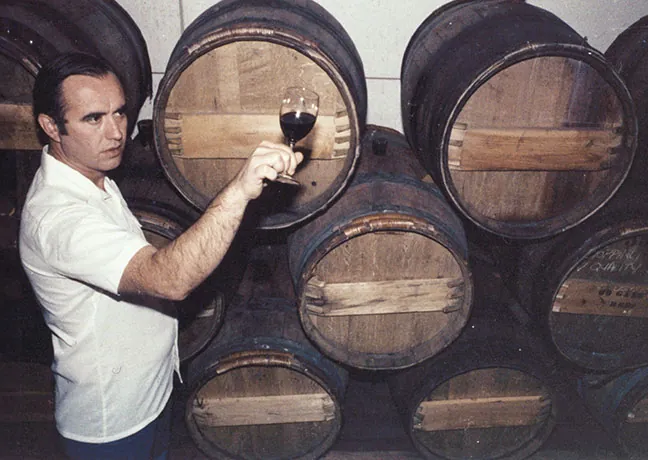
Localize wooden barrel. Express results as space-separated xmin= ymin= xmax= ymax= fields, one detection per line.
xmin=184 ymin=298 xmax=348 ymax=460
xmin=153 ymin=0 xmax=367 ymax=230
xmin=579 ymin=366 xmax=648 ymax=459
xmin=543 ymin=219 xmax=648 ymax=373
xmin=605 ymin=15 xmax=648 ymax=190
xmin=129 ymin=200 xmax=224 ymax=363
xmin=401 ymin=0 xmax=637 ymax=239
xmin=507 ymin=194 xmax=648 ymax=373
xmin=0 ymin=0 xmax=152 ymax=144
xmin=287 ymin=126 xmax=473 ymax=370
xmin=388 ymin=314 xmax=560 ymax=460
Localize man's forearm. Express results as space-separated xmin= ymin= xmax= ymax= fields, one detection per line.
xmin=119 ymin=140 xmax=300 ymax=300
xmin=120 ymin=182 xmax=249 ymax=300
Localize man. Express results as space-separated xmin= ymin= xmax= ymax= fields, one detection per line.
xmin=19 ymin=52 xmax=301 ymax=459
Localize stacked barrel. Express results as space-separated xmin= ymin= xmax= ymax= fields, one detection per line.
xmin=152 ymin=0 xmax=366 ymax=230
xmin=549 ymin=14 xmax=648 ymax=460
xmin=155 ymin=1 xmax=639 ymax=458
xmin=147 ymin=2 xmax=366 ymax=457
xmin=2 ymin=0 xmax=648 ymax=459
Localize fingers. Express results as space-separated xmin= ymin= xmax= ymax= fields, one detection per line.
xmin=256 ymin=163 xmax=279 ymax=182
xmin=252 ymin=141 xmax=302 ymax=177
xmin=293 ymin=151 xmax=304 ymax=174
xmin=232 ymin=141 xmax=305 ymax=201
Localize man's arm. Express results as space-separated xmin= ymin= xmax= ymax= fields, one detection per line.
xmin=118 ymin=141 xmax=301 ymax=300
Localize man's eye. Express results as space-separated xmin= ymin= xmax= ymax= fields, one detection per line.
xmin=86 ymin=115 xmax=101 ymax=123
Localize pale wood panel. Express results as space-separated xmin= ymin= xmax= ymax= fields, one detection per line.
xmin=164 ymin=113 xmax=350 ymax=159
xmin=173 ymin=157 xmax=244 ymax=198
xmin=416 ymin=396 xmax=549 ymax=431
xmin=304 ymin=277 xmax=464 ymax=316
xmin=553 ymin=234 xmax=648 ymax=317
xmin=448 ymin=125 xmax=621 ymax=171
xmin=192 ymin=393 xmax=334 ymax=426
xmin=553 ymin=280 xmax=648 ymax=317
xmin=309 ymin=231 xmax=464 ymax=355
xmin=193 ymin=365 xmax=336 ymax=458
xmin=167 ymin=43 xmax=239 ymax=113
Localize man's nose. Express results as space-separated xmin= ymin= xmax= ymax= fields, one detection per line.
xmin=106 ymin=115 xmax=125 ymax=140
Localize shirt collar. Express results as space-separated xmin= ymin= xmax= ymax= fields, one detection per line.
xmin=40 ymin=145 xmax=114 ymax=202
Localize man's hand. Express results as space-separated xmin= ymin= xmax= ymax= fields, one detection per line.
xmin=120 ymin=140 xmax=303 ymax=300
xmin=232 ymin=141 xmax=304 ymax=201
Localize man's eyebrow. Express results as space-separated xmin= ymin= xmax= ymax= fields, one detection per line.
xmin=82 ymin=111 xmax=106 ymax=121
xmin=81 ymin=105 xmax=126 ymax=121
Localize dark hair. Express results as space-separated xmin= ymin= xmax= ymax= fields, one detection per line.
xmin=32 ymin=52 xmax=122 ymax=141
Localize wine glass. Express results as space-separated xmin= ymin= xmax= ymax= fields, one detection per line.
xmin=276 ymin=87 xmax=319 ymax=185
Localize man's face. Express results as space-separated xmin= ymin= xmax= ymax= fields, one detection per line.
xmin=45 ymin=72 xmax=127 ymax=186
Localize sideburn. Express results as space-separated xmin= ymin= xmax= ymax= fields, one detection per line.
xmin=55 ymin=118 xmax=68 ymax=136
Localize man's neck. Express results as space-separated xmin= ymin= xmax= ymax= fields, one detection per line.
xmin=47 ymin=143 xmax=107 ymax=190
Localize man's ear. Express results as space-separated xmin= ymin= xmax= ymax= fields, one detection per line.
xmin=37 ymin=113 xmax=62 ymax=143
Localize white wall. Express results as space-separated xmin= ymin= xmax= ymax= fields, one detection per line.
xmin=117 ymin=0 xmax=648 ymax=133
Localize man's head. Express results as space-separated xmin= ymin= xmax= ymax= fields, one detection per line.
xmin=33 ymin=52 xmax=129 ymax=187
xmin=33 ymin=52 xmax=122 ymax=138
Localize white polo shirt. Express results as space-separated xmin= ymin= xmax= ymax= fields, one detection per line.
xmin=19 ymin=148 xmax=179 ymax=443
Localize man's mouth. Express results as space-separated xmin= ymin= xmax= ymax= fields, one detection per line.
xmin=105 ymin=146 xmax=123 ymax=156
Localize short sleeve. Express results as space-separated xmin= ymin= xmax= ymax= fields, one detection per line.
xmin=35 ymin=204 xmax=151 ymax=295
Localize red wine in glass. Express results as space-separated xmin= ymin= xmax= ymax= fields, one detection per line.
xmin=280 ymin=87 xmax=319 ymax=149
xmin=280 ymin=111 xmax=317 ymax=147
xmin=276 ymin=87 xmax=319 ymax=185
